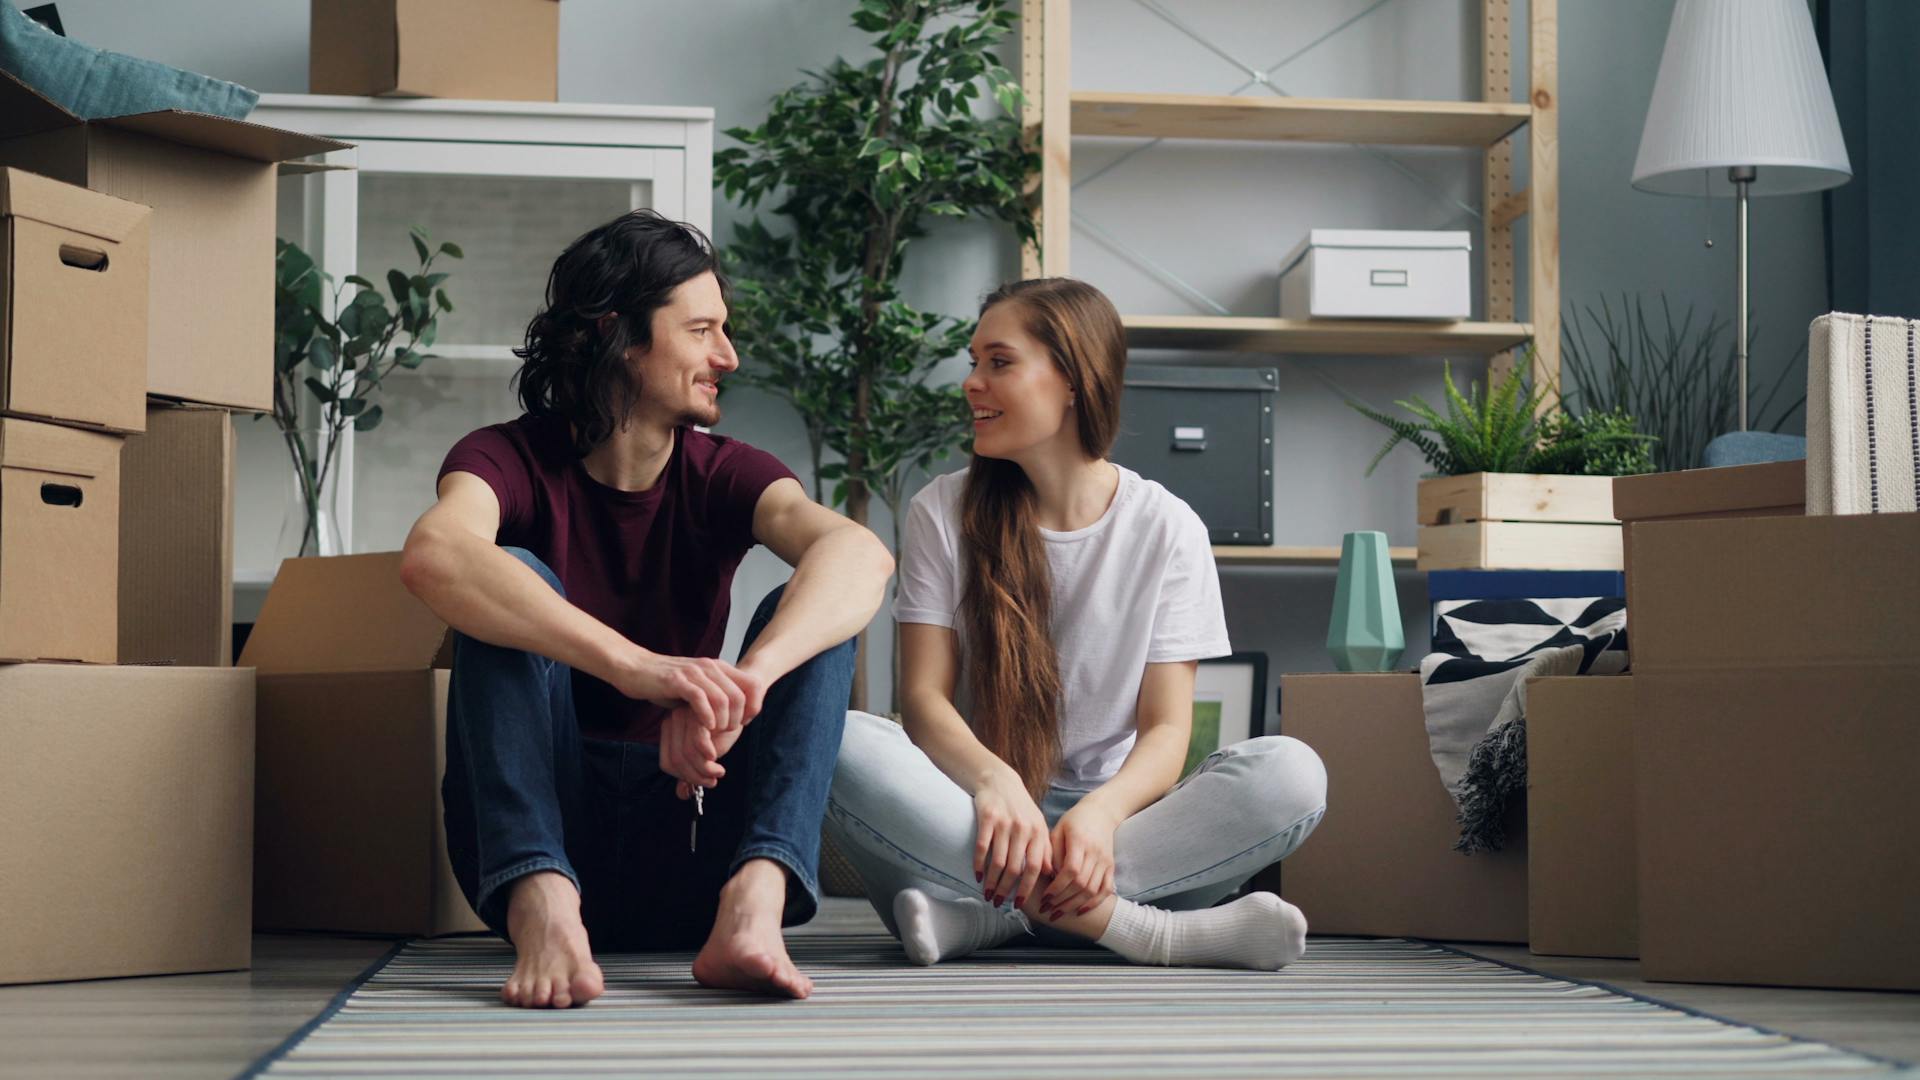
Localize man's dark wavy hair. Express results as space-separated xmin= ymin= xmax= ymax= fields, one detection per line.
xmin=513 ymin=209 xmax=727 ymax=454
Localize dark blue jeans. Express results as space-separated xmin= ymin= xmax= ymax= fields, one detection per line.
xmin=442 ymin=547 xmax=855 ymax=951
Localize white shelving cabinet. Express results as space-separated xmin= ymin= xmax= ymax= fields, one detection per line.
xmin=235 ymin=94 xmax=714 ymax=617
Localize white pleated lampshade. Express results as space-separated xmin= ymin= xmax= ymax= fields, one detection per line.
xmin=1632 ymin=0 xmax=1851 ymax=197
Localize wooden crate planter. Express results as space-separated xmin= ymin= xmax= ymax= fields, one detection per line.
xmin=1417 ymin=473 xmax=1622 ymax=571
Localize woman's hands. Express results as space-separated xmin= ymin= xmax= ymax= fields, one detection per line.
xmin=972 ymin=770 xmax=1053 ymax=910
xmin=1039 ymin=798 xmax=1121 ymax=920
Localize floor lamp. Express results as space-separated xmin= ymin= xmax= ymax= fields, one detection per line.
xmin=1631 ymin=0 xmax=1851 ymax=431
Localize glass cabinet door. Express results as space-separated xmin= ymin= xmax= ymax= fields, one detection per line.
xmin=238 ymin=144 xmax=677 ymax=590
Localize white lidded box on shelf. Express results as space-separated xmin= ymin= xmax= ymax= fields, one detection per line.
xmin=1279 ymin=229 xmax=1472 ymax=320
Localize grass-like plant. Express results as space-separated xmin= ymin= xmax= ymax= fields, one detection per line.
xmin=1561 ymin=293 xmax=1805 ymax=471
xmin=1348 ymin=357 xmax=1657 ymax=478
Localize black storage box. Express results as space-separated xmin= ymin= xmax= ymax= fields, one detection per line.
xmin=1112 ymin=364 xmax=1276 ymax=544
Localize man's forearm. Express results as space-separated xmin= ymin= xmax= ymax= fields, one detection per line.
xmin=737 ymin=525 xmax=892 ymax=682
xmin=399 ymin=522 xmax=640 ymax=688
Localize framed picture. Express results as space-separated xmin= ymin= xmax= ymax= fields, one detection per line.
xmin=1183 ymin=652 xmax=1270 ymax=777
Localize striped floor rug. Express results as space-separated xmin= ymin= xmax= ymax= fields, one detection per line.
xmin=246 ymin=933 xmax=1904 ymax=1078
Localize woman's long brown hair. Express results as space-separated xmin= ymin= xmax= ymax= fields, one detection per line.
xmin=960 ymin=279 xmax=1127 ymax=801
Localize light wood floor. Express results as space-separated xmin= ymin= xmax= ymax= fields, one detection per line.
xmin=1 ymin=900 xmax=1914 ymax=1078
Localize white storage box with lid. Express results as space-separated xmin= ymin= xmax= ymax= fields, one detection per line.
xmin=1278 ymin=229 xmax=1472 ymax=320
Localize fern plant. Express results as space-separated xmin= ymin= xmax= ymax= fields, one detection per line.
xmin=1349 ymin=358 xmax=1656 ymax=478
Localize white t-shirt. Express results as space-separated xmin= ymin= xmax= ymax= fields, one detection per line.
xmin=894 ymin=464 xmax=1232 ymax=790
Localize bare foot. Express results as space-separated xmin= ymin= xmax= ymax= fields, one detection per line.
xmin=691 ymin=858 xmax=812 ymax=999
xmin=500 ymin=871 xmax=604 ymax=1009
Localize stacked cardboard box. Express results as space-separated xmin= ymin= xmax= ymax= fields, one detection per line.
xmin=0 ymin=172 xmax=257 ymax=985
xmin=1 ymin=167 xmax=148 ymax=664
xmin=1525 ymin=675 xmax=1637 ymax=959
xmin=1255 ymin=672 xmax=1529 ymax=943
xmin=311 ymin=0 xmax=561 ymax=101
xmin=0 ymin=73 xmax=346 ymax=984
xmin=1631 ymin=511 xmax=1919 ymax=991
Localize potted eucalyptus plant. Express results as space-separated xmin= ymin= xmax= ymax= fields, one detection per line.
xmin=271 ymin=228 xmax=461 ymax=559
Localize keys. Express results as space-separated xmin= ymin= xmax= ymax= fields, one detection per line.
xmin=689 ymin=784 xmax=705 ymax=852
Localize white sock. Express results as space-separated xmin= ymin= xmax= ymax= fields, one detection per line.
xmin=1095 ymin=893 xmax=1308 ymax=970
xmin=892 ymin=888 xmax=1029 ymax=966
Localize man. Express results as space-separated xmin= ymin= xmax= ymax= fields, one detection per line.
xmin=399 ymin=209 xmax=890 ymax=1008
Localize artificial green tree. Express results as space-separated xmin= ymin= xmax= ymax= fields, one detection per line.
xmin=716 ymin=0 xmax=1037 ymax=710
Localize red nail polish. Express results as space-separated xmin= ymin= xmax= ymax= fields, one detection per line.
xmin=1077 ymin=906 xmax=1090 ymax=916
xmin=1050 ymin=911 xmax=1062 ymax=922
xmin=1014 ymin=896 xmax=1025 ymax=908
xmin=975 ymin=871 xmax=983 ymax=883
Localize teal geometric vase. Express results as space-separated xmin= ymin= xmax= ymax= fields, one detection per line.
xmin=1326 ymin=530 xmax=1406 ymax=672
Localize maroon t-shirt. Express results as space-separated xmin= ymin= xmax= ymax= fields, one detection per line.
xmin=437 ymin=414 xmax=795 ymax=742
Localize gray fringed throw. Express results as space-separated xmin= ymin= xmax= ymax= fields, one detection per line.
xmin=1419 ymin=597 xmax=1628 ymax=853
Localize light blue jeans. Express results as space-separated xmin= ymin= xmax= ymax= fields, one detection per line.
xmin=824 ymin=710 xmax=1329 ymax=940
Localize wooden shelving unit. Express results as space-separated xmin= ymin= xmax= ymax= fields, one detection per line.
xmin=1124 ymin=315 xmax=1533 ymax=356
xmin=1021 ymin=0 xmax=1559 ymax=388
xmin=1212 ymin=544 xmax=1418 ymax=566
xmin=1071 ymin=92 xmax=1531 ymax=147
xmin=1018 ymin=1 xmax=1561 ymax=560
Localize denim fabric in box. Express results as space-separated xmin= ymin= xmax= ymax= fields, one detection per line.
xmin=1112 ymin=364 xmax=1275 ymax=544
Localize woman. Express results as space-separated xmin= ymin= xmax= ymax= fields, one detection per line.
xmin=825 ymin=278 xmax=1328 ymax=969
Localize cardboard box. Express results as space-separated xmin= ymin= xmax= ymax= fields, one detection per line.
xmin=311 ymin=0 xmax=561 ymax=102
xmin=119 ymin=403 xmax=233 ymax=666
xmin=1632 ymin=512 xmax=1920 ymax=990
xmin=0 ymin=71 xmax=348 ymax=412
xmin=241 ymin=551 xmax=484 ymax=936
xmin=0 ymin=662 xmax=254 ymax=985
xmin=0 ymin=417 xmax=121 ymax=663
xmin=1526 ymin=675 xmax=1636 ymax=959
xmin=1612 ymin=460 xmax=1803 ymax=632
xmin=0 ymin=167 xmax=150 ymax=434
xmin=1256 ymin=672 xmax=1529 ymax=943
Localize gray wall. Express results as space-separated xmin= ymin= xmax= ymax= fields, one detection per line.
xmin=49 ymin=0 xmax=1834 ymax=713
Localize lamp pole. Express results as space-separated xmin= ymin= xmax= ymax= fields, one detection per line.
xmin=1731 ymin=164 xmax=1755 ymax=431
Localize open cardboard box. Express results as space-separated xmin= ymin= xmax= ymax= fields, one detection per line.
xmin=0 ymin=417 xmax=121 ymax=664
xmin=119 ymin=403 xmax=233 ymax=666
xmin=1632 ymin=511 xmax=1920 ymax=990
xmin=0 ymin=662 xmax=254 ymax=985
xmin=241 ymin=551 xmax=484 ymax=936
xmin=311 ymin=0 xmax=560 ymax=101
xmin=1526 ymin=675 xmax=1636 ymax=959
xmin=1256 ymin=672 xmax=1529 ymax=943
xmin=0 ymin=71 xmax=348 ymax=412
xmin=0 ymin=167 xmax=150 ymax=433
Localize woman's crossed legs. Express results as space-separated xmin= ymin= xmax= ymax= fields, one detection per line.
xmin=824 ymin=710 xmax=1328 ymax=968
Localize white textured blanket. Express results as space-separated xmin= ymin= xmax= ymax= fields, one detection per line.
xmin=1420 ymin=597 xmax=1628 ymax=853
xmin=1809 ymin=313 xmax=1919 ymax=514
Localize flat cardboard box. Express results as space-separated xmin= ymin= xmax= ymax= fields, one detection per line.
xmin=1526 ymin=675 xmax=1636 ymax=959
xmin=242 ymin=551 xmax=484 ymax=936
xmin=1612 ymin=460 xmax=1804 ymax=630
xmin=1256 ymin=672 xmax=1529 ymax=943
xmin=0 ymin=663 xmax=254 ymax=984
xmin=0 ymin=417 xmax=121 ymax=663
xmin=311 ymin=0 xmax=560 ymax=101
xmin=0 ymin=168 xmax=150 ymax=433
xmin=1632 ymin=512 xmax=1920 ymax=990
xmin=119 ymin=403 xmax=233 ymax=666
xmin=0 ymin=71 xmax=348 ymax=412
